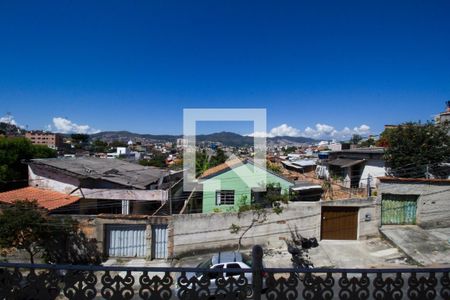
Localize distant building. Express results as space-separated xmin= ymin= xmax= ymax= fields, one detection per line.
xmin=328 ymin=142 xmax=342 ymax=152
xmin=326 ymin=147 xmax=386 ymax=188
xmin=176 ymin=138 xmax=188 ymax=148
xmin=435 ymin=101 xmax=450 ymax=124
xmin=25 ymin=131 xmax=64 ymax=149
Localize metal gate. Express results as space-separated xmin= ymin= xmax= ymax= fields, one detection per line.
xmin=152 ymin=224 xmax=168 ymax=259
xmin=106 ymin=224 xmax=147 ymax=257
xmin=382 ymin=194 xmax=418 ymax=225
xmin=321 ymin=206 xmax=358 ymax=240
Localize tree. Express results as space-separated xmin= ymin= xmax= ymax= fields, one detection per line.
xmin=230 ymin=183 xmax=289 ymax=250
xmin=0 ymin=200 xmax=47 ymax=264
xmin=91 ymin=139 xmax=109 ymax=153
xmin=32 ymin=144 xmax=58 ymax=158
xmin=382 ymin=122 xmax=450 ymax=178
xmin=350 ymin=134 xmax=363 ymax=145
xmin=139 ymin=151 xmax=167 ymax=168
xmin=70 ymin=134 xmax=90 ymax=148
xmin=195 ymin=148 xmax=229 ymax=177
xmin=42 ymin=218 xmax=104 ymax=265
xmin=0 ymin=200 xmax=104 ymax=264
xmin=109 ymin=140 xmax=127 ymax=148
xmin=267 ymin=161 xmax=282 ymax=174
xmin=283 ymin=146 xmax=297 ymax=155
xmin=209 ymin=148 xmax=227 ymax=167
xmin=195 ymin=150 xmax=210 ymax=177
xmin=360 ymin=137 xmax=376 ymax=147
xmin=0 ymin=137 xmax=56 ymax=191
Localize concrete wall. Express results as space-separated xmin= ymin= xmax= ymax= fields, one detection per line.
xmin=29 ymin=165 xmax=80 ymax=194
xmin=65 ymin=197 xmax=381 ymax=259
xmin=359 ymin=160 xmax=386 ymax=188
xmin=68 ymin=215 xmax=172 ymax=259
xmin=172 ymin=202 xmax=321 ymax=257
xmin=322 ymin=198 xmax=380 ymax=239
xmin=378 ymin=180 xmax=450 ymax=228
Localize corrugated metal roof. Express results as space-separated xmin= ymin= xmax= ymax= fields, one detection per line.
xmin=30 ymin=157 xmax=168 ymax=189
xmin=281 ymin=160 xmax=303 ymax=169
xmin=291 ymin=159 xmax=316 ymax=167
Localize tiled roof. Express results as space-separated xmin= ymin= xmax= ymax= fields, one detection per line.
xmin=199 ymin=158 xmax=246 ymax=179
xmin=0 ymin=187 xmax=80 ymax=211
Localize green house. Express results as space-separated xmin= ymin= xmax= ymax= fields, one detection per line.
xmin=199 ymin=159 xmax=294 ymax=213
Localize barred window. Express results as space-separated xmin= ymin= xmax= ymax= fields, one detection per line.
xmin=216 ymin=190 xmax=235 ymax=205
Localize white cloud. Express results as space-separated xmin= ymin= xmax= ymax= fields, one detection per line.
xmin=353 ymin=124 xmax=370 ymax=135
xmin=247 ymin=124 xmax=302 ymax=138
xmin=0 ymin=114 xmax=17 ymax=126
xmin=269 ymin=124 xmax=302 ymax=137
xmin=248 ymin=131 xmax=271 ymax=138
xmin=248 ymin=123 xmax=371 ymax=140
xmin=51 ymin=117 xmax=100 ymax=134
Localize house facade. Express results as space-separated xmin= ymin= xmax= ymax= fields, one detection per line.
xmin=200 ymin=160 xmax=294 ymax=213
xmin=26 ymin=157 xmax=183 ymax=215
xmin=0 ymin=157 xmax=183 ymax=260
xmin=324 ymin=147 xmax=386 ymax=188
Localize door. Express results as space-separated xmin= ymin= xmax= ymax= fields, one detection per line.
xmin=152 ymin=224 xmax=168 ymax=259
xmin=106 ymin=224 xmax=147 ymax=257
xmin=321 ymin=207 xmax=358 ymax=240
xmin=381 ymin=194 xmax=417 ymax=225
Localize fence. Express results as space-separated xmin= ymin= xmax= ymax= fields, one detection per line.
xmin=0 ymin=246 xmax=449 ymax=299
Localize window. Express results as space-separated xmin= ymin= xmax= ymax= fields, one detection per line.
xmin=226 ymin=263 xmax=242 ymax=277
xmin=216 ymin=190 xmax=235 ymax=205
xmin=208 ymin=264 xmax=224 ymax=279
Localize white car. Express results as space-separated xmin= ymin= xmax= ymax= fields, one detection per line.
xmin=177 ymin=252 xmax=265 ymax=299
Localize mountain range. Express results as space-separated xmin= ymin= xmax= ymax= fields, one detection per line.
xmin=0 ymin=121 xmax=318 ymax=147
xmin=91 ymin=131 xmax=317 ymax=147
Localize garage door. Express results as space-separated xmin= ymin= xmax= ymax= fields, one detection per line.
xmin=152 ymin=224 xmax=168 ymax=259
xmin=321 ymin=207 xmax=358 ymax=240
xmin=382 ymin=194 xmax=417 ymax=225
xmin=106 ymin=224 xmax=147 ymax=257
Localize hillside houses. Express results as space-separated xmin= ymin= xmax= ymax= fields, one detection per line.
xmin=324 ymin=147 xmax=386 ymax=188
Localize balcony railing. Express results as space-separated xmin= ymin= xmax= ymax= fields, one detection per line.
xmin=0 ymin=246 xmax=449 ymax=299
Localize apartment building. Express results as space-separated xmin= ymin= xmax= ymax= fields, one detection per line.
xmin=25 ymin=131 xmax=64 ymax=149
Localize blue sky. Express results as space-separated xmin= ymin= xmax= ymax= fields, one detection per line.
xmin=1 ymin=0 xmax=449 ymax=139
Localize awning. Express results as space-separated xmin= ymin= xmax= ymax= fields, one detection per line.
xmin=328 ymin=158 xmax=365 ymax=168
xmin=291 ymin=185 xmax=322 ymax=191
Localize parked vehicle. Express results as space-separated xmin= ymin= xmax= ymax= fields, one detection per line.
xmin=177 ymin=251 xmax=266 ymax=299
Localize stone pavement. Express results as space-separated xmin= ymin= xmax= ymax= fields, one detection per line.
xmin=380 ymin=225 xmax=450 ymax=266
xmin=254 ymin=238 xmax=411 ymax=269
xmin=102 ymin=238 xmax=413 ymax=269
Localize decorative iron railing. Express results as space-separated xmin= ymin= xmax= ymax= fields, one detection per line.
xmin=0 ymin=246 xmax=449 ymax=299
